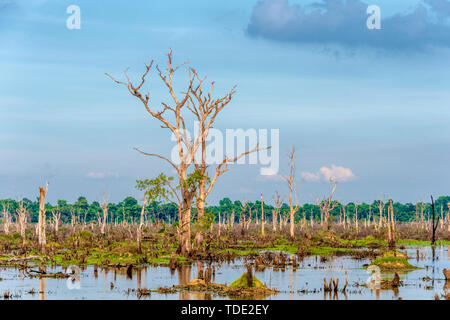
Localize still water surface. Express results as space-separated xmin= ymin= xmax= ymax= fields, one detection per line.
xmin=0 ymin=246 xmax=448 ymax=300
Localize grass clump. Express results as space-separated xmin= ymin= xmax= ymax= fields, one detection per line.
xmin=370 ymin=256 xmax=418 ymax=270
xmin=229 ymin=272 xmax=265 ymax=288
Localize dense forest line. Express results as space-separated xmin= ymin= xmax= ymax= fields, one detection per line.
xmin=1 ymin=195 xmax=449 ymax=225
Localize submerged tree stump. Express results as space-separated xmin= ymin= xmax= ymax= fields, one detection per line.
xmin=205 ymin=268 xmax=212 ymax=285
xmin=443 ymin=268 xmax=450 ymax=281
xmin=392 ymin=273 xmax=400 ymax=287
xmin=246 ymin=264 xmax=253 ymax=288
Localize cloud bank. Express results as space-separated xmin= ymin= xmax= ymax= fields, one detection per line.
xmin=247 ymin=0 xmax=450 ymax=50
xmin=301 ymin=164 xmax=355 ymax=182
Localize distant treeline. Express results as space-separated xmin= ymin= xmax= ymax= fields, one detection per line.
xmin=0 ymin=196 xmax=449 ymax=225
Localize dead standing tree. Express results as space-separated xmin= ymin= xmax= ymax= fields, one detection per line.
xmin=16 ymin=201 xmax=28 ymax=248
xmin=260 ymin=193 xmax=265 ymax=237
xmin=137 ymin=196 xmax=147 ymax=254
xmin=283 ymin=147 xmax=301 ymax=239
xmin=272 ymin=191 xmax=283 ymax=232
xmin=38 ymin=182 xmax=49 ymax=254
xmin=100 ymin=195 xmax=109 ymax=236
xmin=387 ymin=200 xmax=396 ymax=249
xmin=1 ymin=202 xmax=11 ymax=235
xmin=319 ymin=180 xmax=338 ymax=230
xmin=239 ymin=200 xmax=252 ymax=232
xmin=107 ymin=50 xmax=230 ymax=256
xmin=376 ymin=195 xmax=385 ymax=231
xmin=430 ymin=196 xmax=440 ymax=246
xmin=52 ymin=208 xmax=61 ymax=234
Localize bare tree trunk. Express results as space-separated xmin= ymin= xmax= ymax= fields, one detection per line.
xmin=387 ymin=201 xmax=393 ymax=248
xmin=272 ymin=191 xmax=282 ymax=232
xmin=1 ymin=203 xmax=11 ymax=235
xmin=197 ymin=183 xmax=206 ymax=219
xmin=377 ymin=196 xmax=385 ymax=231
xmin=431 ymin=196 xmax=439 ymax=246
xmin=218 ymin=212 xmax=221 ymax=237
xmin=179 ymin=198 xmax=193 ymax=256
xmin=342 ymin=205 xmax=347 ymax=229
xmin=17 ymin=201 xmax=28 ymax=249
xmin=52 ymin=209 xmax=61 ymax=234
xmin=230 ymin=210 xmax=234 ymax=228
xmin=100 ymin=196 xmax=108 ymax=236
xmin=390 ymin=200 xmax=395 ymax=236
xmin=137 ymin=197 xmax=147 ymax=254
xmin=261 ymin=193 xmax=265 ymax=237
xmin=284 ymin=147 xmax=300 ymax=240
xmin=318 ymin=181 xmax=337 ymax=231
xmin=38 ymin=182 xmax=49 ymax=254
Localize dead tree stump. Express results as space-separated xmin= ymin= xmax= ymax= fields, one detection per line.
xmin=246 ymin=264 xmax=253 ymax=287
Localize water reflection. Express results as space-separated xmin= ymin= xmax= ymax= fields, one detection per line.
xmin=39 ymin=266 xmax=46 ymax=300
xmin=0 ymin=245 xmax=448 ymax=300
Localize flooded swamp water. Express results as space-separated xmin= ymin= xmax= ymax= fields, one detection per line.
xmin=0 ymin=245 xmax=448 ymax=300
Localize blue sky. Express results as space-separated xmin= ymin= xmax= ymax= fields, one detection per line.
xmin=1 ymin=0 xmax=449 ymax=205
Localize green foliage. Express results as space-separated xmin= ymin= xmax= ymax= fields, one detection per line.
xmin=1 ymin=193 xmax=449 ymax=226
xmin=196 ymin=211 xmax=215 ymax=231
xmin=136 ymin=173 xmax=175 ymax=204
xmin=183 ymin=169 xmax=210 ymax=194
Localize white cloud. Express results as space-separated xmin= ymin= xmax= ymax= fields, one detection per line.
xmin=301 ymin=165 xmax=355 ymax=183
xmin=319 ymin=165 xmax=355 ymax=182
xmin=301 ymin=171 xmax=321 ymax=182
xmin=86 ymin=172 xmax=119 ymax=179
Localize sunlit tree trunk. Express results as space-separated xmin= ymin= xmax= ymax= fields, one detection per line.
xmin=16 ymin=201 xmax=28 ymax=248
xmin=52 ymin=209 xmax=61 ymax=234
xmin=218 ymin=212 xmax=221 ymax=237
xmin=100 ymin=203 xmax=108 ymax=235
xmin=284 ymin=147 xmax=300 ymax=239
xmin=261 ymin=193 xmax=265 ymax=237
xmin=1 ymin=203 xmax=11 ymax=235
xmin=38 ymin=182 xmax=49 ymax=254
xmin=137 ymin=197 xmax=147 ymax=254
xmin=179 ymin=195 xmax=193 ymax=256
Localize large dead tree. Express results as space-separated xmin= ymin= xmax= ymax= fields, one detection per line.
xmin=283 ymin=147 xmax=300 ymax=239
xmin=38 ymin=182 xmax=49 ymax=254
xmin=107 ymin=50 xmax=265 ymax=256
